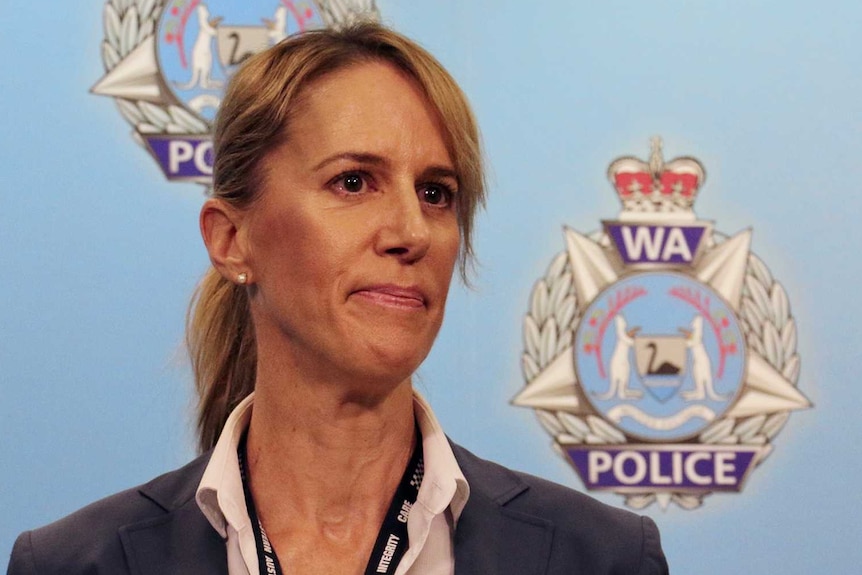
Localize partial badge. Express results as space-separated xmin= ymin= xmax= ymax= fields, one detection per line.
xmin=92 ymin=0 xmax=380 ymax=185
xmin=513 ymin=138 xmax=811 ymax=510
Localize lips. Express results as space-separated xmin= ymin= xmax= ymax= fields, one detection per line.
xmin=351 ymin=284 xmax=427 ymax=309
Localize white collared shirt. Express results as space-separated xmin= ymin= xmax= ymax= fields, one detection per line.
xmin=196 ymin=391 xmax=470 ymax=575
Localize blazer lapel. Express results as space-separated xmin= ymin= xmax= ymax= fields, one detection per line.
xmin=452 ymin=443 xmax=554 ymax=575
xmin=119 ymin=453 xmax=228 ymax=575
xmin=119 ymin=501 xmax=228 ymax=575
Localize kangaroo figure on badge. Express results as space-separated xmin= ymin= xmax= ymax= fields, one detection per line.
xmin=596 ymin=315 xmax=642 ymax=400
xmin=176 ymin=4 xmax=223 ymax=91
xmin=682 ymin=315 xmax=727 ymax=401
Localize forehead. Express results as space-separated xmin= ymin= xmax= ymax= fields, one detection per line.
xmin=282 ymin=60 xmax=453 ymax=164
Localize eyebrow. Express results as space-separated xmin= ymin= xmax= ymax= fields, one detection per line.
xmin=421 ymin=166 xmax=460 ymax=187
xmin=313 ymin=152 xmax=388 ymax=171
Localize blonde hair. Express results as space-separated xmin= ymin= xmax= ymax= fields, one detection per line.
xmin=187 ymin=22 xmax=486 ymax=453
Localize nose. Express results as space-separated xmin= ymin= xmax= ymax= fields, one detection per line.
xmin=375 ymin=185 xmax=431 ymax=263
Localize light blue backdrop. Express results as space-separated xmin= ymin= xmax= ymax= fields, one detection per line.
xmin=2 ymin=2 xmax=860 ymax=573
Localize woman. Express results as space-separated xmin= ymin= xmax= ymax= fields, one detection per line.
xmin=8 ymin=23 xmax=668 ymax=575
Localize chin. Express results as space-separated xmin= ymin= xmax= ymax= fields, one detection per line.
xmin=351 ymin=339 xmax=432 ymax=385
xmin=369 ymin=348 xmax=428 ymax=381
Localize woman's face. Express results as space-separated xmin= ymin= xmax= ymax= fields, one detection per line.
xmin=244 ymin=60 xmax=461 ymax=389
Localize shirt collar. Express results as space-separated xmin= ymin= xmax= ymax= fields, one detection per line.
xmin=195 ymin=390 xmax=471 ymax=535
xmin=412 ymin=391 xmax=470 ymax=524
xmin=195 ymin=393 xmax=255 ymax=538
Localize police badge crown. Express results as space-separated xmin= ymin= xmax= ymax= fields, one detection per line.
xmin=513 ymin=138 xmax=811 ymax=510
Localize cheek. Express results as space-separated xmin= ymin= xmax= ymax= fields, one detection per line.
xmin=249 ymin=206 xmax=359 ymax=288
xmin=248 ymin=208 xmax=310 ymax=280
xmin=440 ymin=221 xmax=461 ymax=266
xmin=431 ymin=222 xmax=461 ymax=290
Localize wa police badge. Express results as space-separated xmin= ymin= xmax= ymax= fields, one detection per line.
xmin=513 ymin=139 xmax=811 ymax=510
xmin=92 ymin=0 xmax=379 ymax=185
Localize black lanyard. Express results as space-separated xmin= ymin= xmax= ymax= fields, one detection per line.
xmin=238 ymin=432 xmax=424 ymax=575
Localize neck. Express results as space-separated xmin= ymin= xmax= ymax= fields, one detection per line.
xmin=244 ymin=368 xmax=416 ymax=543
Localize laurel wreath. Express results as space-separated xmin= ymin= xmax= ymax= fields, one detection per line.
xmin=316 ymin=0 xmax=380 ymax=29
xmin=100 ymin=0 xmax=209 ymax=136
xmin=521 ymin=232 xmax=801 ymax=510
xmin=99 ymin=0 xmax=380 ymax=137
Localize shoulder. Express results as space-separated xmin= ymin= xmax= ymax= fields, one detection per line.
xmin=7 ymin=454 xmax=212 ymax=575
xmin=451 ymin=440 xmax=637 ymax=526
xmin=451 ymin=442 xmax=668 ymax=574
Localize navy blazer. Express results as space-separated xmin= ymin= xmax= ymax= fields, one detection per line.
xmin=7 ymin=443 xmax=668 ymax=574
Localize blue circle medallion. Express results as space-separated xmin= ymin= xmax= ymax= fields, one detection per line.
xmin=156 ymin=1 xmax=324 ymax=122
xmin=574 ymin=272 xmax=746 ymax=442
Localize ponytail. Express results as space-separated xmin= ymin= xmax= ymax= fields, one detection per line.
xmin=186 ymin=268 xmax=257 ymax=453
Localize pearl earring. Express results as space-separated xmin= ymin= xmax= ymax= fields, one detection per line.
xmin=237 ymin=272 xmax=248 ymax=285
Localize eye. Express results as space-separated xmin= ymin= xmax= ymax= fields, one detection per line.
xmin=342 ymin=173 xmax=363 ymax=193
xmin=330 ymin=171 xmax=371 ymax=195
xmin=419 ymin=183 xmax=455 ymax=208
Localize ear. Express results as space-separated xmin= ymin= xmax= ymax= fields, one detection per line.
xmin=200 ymin=198 xmax=251 ymax=283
